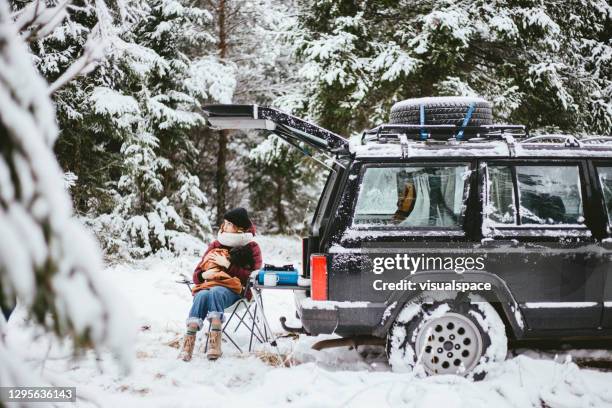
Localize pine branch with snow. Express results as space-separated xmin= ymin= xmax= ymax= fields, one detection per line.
xmin=0 ymin=0 xmax=134 ymax=388
xmin=293 ymin=0 xmax=612 ymax=136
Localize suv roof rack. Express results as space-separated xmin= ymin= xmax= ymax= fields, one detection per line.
xmin=361 ymin=124 xmax=527 ymax=145
xmin=361 ymin=125 xmax=612 ymax=150
xmin=581 ymin=136 xmax=612 ymax=144
xmin=521 ymin=135 xmax=612 ymax=148
xmin=521 ymin=134 xmax=581 ymax=147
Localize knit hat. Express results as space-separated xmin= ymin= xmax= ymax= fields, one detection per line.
xmin=223 ymin=207 xmax=252 ymax=230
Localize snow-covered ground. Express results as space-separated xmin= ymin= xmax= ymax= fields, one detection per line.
xmin=6 ymin=235 xmax=612 ymax=407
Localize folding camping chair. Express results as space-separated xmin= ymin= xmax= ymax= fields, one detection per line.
xmin=175 ymin=272 xmax=274 ymax=353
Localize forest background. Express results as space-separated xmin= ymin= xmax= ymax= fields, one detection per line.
xmin=10 ymin=0 xmax=612 ymax=259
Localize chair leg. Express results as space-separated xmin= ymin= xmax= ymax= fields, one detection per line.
xmin=219 ymin=301 xmax=252 ymax=354
xmin=248 ymin=303 xmax=258 ymax=352
xmin=223 ymin=331 xmax=243 ymax=353
xmin=259 ymin=296 xmax=268 ymax=339
xmin=222 ymin=300 xmax=263 ymax=343
xmin=222 ymin=301 xmax=242 ymax=332
xmin=253 ymin=289 xmax=276 ymax=347
xmin=233 ymin=306 xmax=250 ymax=333
xmin=201 ymin=291 xmax=276 ymax=354
xmin=242 ymin=303 xmax=266 ymax=344
xmin=230 ymin=303 xmax=265 ymax=343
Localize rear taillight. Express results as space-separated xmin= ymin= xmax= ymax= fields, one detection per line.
xmin=310 ymin=254 xmax=327 ymax=300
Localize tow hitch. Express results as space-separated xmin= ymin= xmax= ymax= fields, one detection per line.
xmin=279 ymin=316 xmax=307 ymax=334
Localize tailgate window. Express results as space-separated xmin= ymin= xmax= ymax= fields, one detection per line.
xmin=353 ymin=165 xmax=470 ymax=227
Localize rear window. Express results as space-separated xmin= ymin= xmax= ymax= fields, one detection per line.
xmin=487 ymin=164 xmax=584 ymax=226
xmin=353 ymin=165 xmax=470 ymax=228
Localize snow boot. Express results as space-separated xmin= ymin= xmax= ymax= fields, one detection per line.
xmin=179 ymin=328 xmax=197 ymax=362
xmin=207 ymin=319 xmax=223 ymax=360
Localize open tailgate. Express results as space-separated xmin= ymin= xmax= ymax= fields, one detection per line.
xmin=202 ymin=104 xmax=349 ymax=157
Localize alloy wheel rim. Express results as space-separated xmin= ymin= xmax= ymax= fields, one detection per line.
xmin=414 ymin=312 xmax=483 ymax=375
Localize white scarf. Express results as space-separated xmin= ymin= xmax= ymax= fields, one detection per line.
xmin=217 ymin=231 xmax=254 ymax=248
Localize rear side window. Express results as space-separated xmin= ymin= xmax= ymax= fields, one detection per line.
xmin=487 ymin=166 xmax=515 ymax=224
xmin=517 ymin=166 xmax=583 ymax=225
xmin=487 ymin=164 xmax=584 ymax=226
xmin=597 ymin=167 xmax=612 ymax=225
xmin=353 ymin=165 xmax=470 ymax=228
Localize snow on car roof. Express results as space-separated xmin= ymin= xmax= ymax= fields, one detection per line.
xmin=351 ymin=141 xmax=509 ymax=158
xmin=350 ymin=140 xmax=612 ymax=159
xmin=514 ymin=144 xmax=612 ymax=158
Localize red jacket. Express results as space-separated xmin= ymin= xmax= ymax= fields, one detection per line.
xmin=192 ymin=240 xmax=262 ymax=299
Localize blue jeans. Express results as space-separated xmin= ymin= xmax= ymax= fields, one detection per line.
xmin=187 ymin=286 xmax=241 ymax=330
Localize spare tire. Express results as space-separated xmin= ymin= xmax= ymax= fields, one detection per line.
xmin=389 ymin=96 xmax=493 ymax=126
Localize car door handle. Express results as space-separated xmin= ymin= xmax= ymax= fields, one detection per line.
xmin=480 ymin=239 xmax=520 ymax=248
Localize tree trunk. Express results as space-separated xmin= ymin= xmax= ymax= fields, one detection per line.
xmin=274 ymin=173 xmax=286 ymax=233
xmin=215 ymin=0 xmax=228 ymax=225
xmin=215 ymin=129 xmax=228 ymax=225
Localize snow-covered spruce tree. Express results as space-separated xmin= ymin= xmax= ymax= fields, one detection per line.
xmin=244 ymin=1 xmax=322 ymax=234
xmin=248 ymin=135 xmax=320 ymax=234
xmin=94 ymin=0 xmax=218 ymax=257
xmin=13 ymin=0 xmax=145 ymax=254
xmin=0 ymin=0 xmax=132 ymax=387
xmin=192 ymin=0 xmax=313 ymax=228
xmin=22 ymin=0 xmax=225 ymax=257
xmin=194 ymin=0 xmax=321 ymax=231
xmin=294 ymin=0 xmax=612 ymax=135
xmin=13 ymin=0 xmax=119 ymax=215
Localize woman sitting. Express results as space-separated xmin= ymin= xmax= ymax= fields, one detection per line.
xmin=179 ymin=207 xmax=262 ymax=361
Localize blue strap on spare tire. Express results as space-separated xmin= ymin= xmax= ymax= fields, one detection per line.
xmin=419 ymin=104 xmax=427 ymax=140
xmin=456 ymin=102 xmax=476 ymax=140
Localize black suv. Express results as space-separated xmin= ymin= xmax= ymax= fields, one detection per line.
xmin=204 ymin=97 xmax=612 ymax=377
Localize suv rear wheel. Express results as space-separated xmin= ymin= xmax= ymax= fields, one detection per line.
xmin=386 ymin=300 xmax=507 ymax=379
